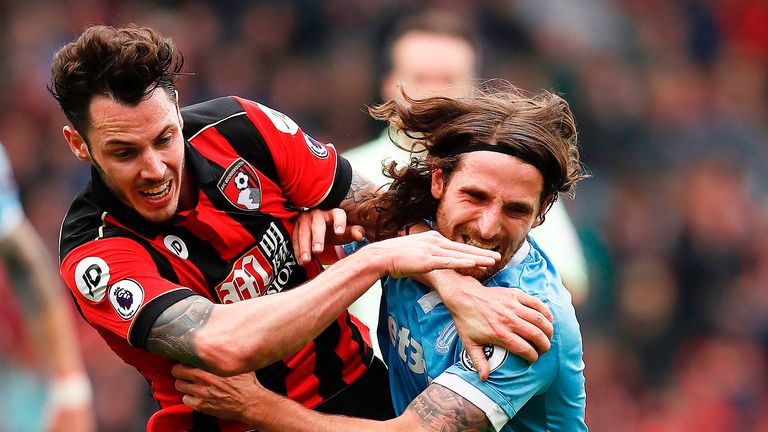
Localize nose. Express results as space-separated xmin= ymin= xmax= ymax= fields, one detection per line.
xmin=477 ymin=207 xmax=502 ymax=240
xmin=140 ymin=149 xmax=166 ymax=180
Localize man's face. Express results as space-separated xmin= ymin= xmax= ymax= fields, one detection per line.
xmin=64 ymin=90 xmax=189 ymax=222
xmin=432 ymin=152 xmax=547 ymax=280
xmin=383 ymin=31 xmax=475 ymax=102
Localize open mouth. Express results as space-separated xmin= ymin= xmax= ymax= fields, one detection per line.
xmin=462 ymin=235 xmax=501 ymax=252
xmin=140 ymin=180 xmax=172 ymax=201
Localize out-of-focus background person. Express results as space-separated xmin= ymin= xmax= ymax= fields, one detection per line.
xmin=0 ymin=143 xmax=95 ymax=432
xmin=344 ymin=11 xmax=591 ymax=358
xmin=2 ymin=1 xmax=768 ymax=431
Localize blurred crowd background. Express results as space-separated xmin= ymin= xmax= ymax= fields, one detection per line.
xmin=1 ymin=0 xmax=767 ymax=430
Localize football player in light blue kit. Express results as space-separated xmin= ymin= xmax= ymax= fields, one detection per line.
xmin=0 ymin=143 xmax=95 ymax=431
xmin=171 ymin=85 xmax=590 ymax=431
xmin=379 ymin=234 xmax=585 ymax=431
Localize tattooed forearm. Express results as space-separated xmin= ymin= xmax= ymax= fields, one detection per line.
xmin=344 ymin=170 xmax=378 ymax=206
xmin=145 ymin=295 xmax=214 ymax=369
xmin=341 ymin=170 xmax=380 ymax=228
xmin=407 ymin=384 xmax=490 ymax=432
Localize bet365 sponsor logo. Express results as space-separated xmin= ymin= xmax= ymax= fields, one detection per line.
xmin=387 ymin=315 xmax=426 ymax=375
xmin=216 ymin=222 xmax=299 ymax=303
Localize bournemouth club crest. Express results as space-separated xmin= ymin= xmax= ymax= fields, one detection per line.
xmin=218 ymin=159 xmax=262 ymax=211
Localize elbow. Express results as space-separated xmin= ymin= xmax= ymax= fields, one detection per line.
xmin=194 ymin=333 xmax=254 ymax=376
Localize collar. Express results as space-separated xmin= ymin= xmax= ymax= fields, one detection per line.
xmin=508 ymin=239 xmax=531 ymax=266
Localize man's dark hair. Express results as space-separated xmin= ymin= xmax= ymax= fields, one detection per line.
xmin=49 ymin=25 xmax=185 ymax=136
xmin=361 ymin=84 xmax=589 ymax=239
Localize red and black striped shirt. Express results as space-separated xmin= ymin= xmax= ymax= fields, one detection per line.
xmin=59 ymin=97 xmax=374 ymax=431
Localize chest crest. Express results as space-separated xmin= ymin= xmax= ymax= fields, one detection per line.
xmin=217 ymin=158 xmax=262 ymax=211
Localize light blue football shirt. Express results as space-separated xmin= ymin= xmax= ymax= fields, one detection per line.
xmin=0 ymin=144 xmax=23 ymax=240
xmin=348 ymin=237 xmax=587 ymax=431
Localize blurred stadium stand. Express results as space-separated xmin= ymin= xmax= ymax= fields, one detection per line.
xmin=1 ymin=1 xmax=767 ymax=430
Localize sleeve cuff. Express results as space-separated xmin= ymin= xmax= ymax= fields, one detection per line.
xmin=317 ymin=153 xmax=352 ymax=209
xmin=128 ymin=288 xmax=197 ymax=348
xmin=433 ymin=372 xmax=510 ymax=432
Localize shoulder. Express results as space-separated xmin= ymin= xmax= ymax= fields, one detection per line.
xmin=181 ymin=96 xmax=248 ymax=139
xmin=60 ymin=182 xmax=107 ymax=259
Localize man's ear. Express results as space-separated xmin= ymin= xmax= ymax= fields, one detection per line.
xmin=63 ymin=126 xmax=91 ymax=162
xmin=533 ymin=194 xmax=556 ymax=228
xmin=174 ymin=89 xmax=184 ymax=130
xmin=431 ymin=169 xmax=445 ymax=200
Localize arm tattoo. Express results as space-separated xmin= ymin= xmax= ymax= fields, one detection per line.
xmin=407 ymin=383 xmax=491 ymax=432
xmin=343 ymin=170 xmax=377 ymax=208
xmin=145 ymin=295 xmax=214 ymax=369
xmin=341 ymin=170 xmax=379 ymax=228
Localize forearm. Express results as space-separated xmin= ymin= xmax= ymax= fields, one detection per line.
xmin=339 ymin=169 xmax=380 ymax=235
xmin=241 ymin=390 xmax=396 ymax=432
xmin=4 ymin=220 xmax=89 ymax=377
xmin=194 ymin=250 xmax=386 ymax=374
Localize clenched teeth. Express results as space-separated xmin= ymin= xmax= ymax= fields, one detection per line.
xmin=142 ymin=181 xmax=171 ymax=198
xmin=463 ymin=236 xmax=500 ymax=252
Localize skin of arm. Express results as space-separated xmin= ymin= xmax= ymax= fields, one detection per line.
xmin=292 ymin=185 xmax=555 ymax=378
xmin=145 ymin=231 xmax=500 ymax=376
xmin=172 ymin=363 xmax=490 ymax=432
xmin=1 ymin=219 xmax=95 ymax=432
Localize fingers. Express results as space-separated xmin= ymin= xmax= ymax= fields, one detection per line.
xmin=309 ymin=210 xmax=330 ymax=255
xmin=508 ymin=314 xmax=552 ymax=355
xmin=171 ymin=363 xmax=197 ymax=380
xmin=328 ymin=208 xmax=347 ymax=237
xmin=293 ymin=213 xmax=314 ymax=265
xmin=497 ymin=333 xmax=540 ymax=364
xmin=514 ymin=289 xmax=554 ymax=322
xmin=465 ymin=345 xmax=490 ymax=381
xmin=515 ymin=303 xmax=554 ymax=343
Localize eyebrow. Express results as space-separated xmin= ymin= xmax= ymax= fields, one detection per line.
xmin=460 ymin=186 xmax=535 ymax=214
xmin=103 ymin=125 xmax=174 ymax=147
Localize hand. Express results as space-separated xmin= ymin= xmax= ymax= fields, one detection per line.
xmin=292 ymin=208 xmax=365 ymax=265
xmin=172 ymin=363 xmax=273 ymax=423
xmin=425 ymin=271 xmax=554 ymax=379
xmin=361 ymin=231 xmax=501 ymax=279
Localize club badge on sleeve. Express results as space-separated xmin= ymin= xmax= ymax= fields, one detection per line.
xmin=304 ymin=134 xmax=329 ymax=159
xmin=461 ymin=345 xmax=509 ymax=373
xmin=109 ymin=279 xmax=144 ymax=320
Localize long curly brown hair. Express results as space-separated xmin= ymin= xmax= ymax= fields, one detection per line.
xmin=360 ymin=84 xmax=589 ymax=239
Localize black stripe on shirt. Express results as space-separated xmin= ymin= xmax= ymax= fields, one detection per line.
xmin=313 ymin=320 xmax=347 ymax=399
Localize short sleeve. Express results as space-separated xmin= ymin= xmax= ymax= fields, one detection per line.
xmin=236 ymin=98 xmax=352 ymax=209
xmin=433 ymin=340 xmax=559 ymax=431
xmin=60 ymin=238 xmax=196 ymax=348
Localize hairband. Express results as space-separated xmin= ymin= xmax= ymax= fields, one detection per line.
xmin=444 ymin=144 xmax=519 ymax=157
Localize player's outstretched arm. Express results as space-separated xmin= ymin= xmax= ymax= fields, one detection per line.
xmin=1 ymin=219 xmax=95 ymax=432
xmin=173 ymin=364 xmax=490 ymax=432
xmin=146 ymin=231 xmax=500 ymax=376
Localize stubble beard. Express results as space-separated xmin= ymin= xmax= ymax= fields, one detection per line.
xmin=434 ymin=201 xmax=517 ymax=281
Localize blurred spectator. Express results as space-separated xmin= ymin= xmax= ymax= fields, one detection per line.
xmin=1 ymin=1 xmax=768 ymax=430
xmin=0 ymin=143 xmax=95 ymax=432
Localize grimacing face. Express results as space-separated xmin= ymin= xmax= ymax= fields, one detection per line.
xmin=63 ymin=89 xmax=192 ymax=222
xmin=432 ymin=151 xmax=549 ymax=280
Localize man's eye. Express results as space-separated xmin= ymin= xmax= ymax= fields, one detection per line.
xmin=114 ymin=151 xmax=133 ymax=160
xmin=157 ymin=135 xmax=172 ymax=146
